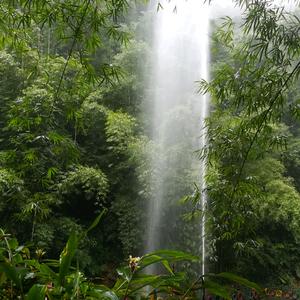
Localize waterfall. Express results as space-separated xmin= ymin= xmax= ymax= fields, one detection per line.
xmin=145 ymin=0 xmax=210 ymax=273
xmin=143 ymin=0 xmax=294 ymax=278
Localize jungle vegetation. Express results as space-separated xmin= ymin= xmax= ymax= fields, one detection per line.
xmin=0 ymin=0 xmax=299 ymax=298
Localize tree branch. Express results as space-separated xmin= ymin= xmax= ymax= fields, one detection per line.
xmin=50 ymin=0 xmax=91 ymax=115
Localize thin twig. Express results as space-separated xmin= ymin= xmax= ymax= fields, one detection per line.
xmin=123 ymin=270 xmax=136 ymax=300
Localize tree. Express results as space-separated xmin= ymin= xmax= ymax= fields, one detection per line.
xmin=200 ymin=0 xmax=300 ymax=284
xmin=0 ymin=0 xmax=151 ymax=274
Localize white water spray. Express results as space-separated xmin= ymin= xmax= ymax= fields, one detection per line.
xmin=145 ymin=0 xmax=210 ymax=275
xmin=144 ymin=0 xmax=296 ymax=278
xmin=199 ymin=6 xmax=210 ymax=277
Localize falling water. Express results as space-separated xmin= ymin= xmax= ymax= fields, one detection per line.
xmin=145 ymin=0 xmax=210 ymax=274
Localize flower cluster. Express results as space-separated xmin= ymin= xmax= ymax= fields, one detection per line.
xmin=128 ymin=255 xmax=141 ymax=272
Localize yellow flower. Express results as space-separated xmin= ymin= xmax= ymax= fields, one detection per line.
xmin=35 ymin=248 xmax=46 ymax=260
xmin=128 ymin=255 xmax=141 ymax=272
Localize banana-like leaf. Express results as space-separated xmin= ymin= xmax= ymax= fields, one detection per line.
xmin=42 ymin=259 xmax=60 ymax=267
xmin=216 ymin=272 xmax=262 ymax=293
xmin=88 ymin=289 xmax=119 ymax=300
xmin=59 ymin=231 xmax=79 ymax=285
xmin=139 ymin=254 xmax=164 ymax=270
xmin=139 ymin=250 xmax=198 ymax=271
xmin=58 ymin=211 xmax=106 ymax=285
xmin=25 ymin=284 xmax=47 ymax=300
xmin=204 ymin=279 xmax=232 ymax=300
xmin=143 ymin=250 xmax=198 ymax=261
xmin=162 ymin=260 xmax=174 ymax=274
xmin=125 ymin=274 xmax=161 ymax=295
xmin=101 ymin=291 xmax=119 ymax=300
xmin=38 ymin=263 xmax=58 ymax=281
xmin=113 ymin=277 xmax=127 ymax=290
xmin=127 ymin=273 xmax=186 ymax=296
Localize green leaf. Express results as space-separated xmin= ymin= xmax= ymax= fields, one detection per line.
xmin=204 ymin=279 xmax=232 ymax=300
xmin=86 ymin=208 xmax=107 ymax=234
xmin=116 ymin=266 xmax=131 ymax=281
xmin=128 ymin=273 xmax=184 ymax=295
xmin=146 ymin=249 xmax=198 ymax=261
xmin=71 ymin=270 xmax=83 ymax=299
xmin=47 ymin=167 xmax=58 ymax=179
xmin=25 ymin=260 xmax=57 ymax=281
xmin=162 ymin=260 xmax=174 ymax=275
xmin=126 ymin=274 xmax=161 ymax=295
xmin=88 ymin=289 xmax=119 ymax=300
xmin=26 ymin=284 xmax=47 ymax=300
xmin=101 ymin=291 xmax=119 ymax=300
xmin=216 ymin=272 xmax=262 ymax=292
xmin=139 ymin=250 xmax=198 ymax=270
xmin=42 ymin=259 xmax=60 ymax=267
xmin=0 ymin=271 xmax=6 ymax=285
xmin=39 ymin=264 xmax=57 ymax=280
xmin=138 ymin=254 xmax=164 ymax=270
xmin=0 ymin=262 xmax=22 ymax=288
xmin=59 ymin=231 xmax=79 ymax=285
xmin=8 ymin=238 xmax=18 ymax=250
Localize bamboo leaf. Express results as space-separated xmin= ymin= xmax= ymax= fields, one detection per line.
xmin=86 ymin=208 xmax=107 ymax=234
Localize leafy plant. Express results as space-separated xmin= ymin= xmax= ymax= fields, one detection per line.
xmin=0 ymin=211 xmax=263 ymax=299
xmin=198 ymin=0 xmax=300 ymax=284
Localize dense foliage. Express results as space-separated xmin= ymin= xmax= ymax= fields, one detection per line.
xmin=201 ymin=0 xmax=300 ymax=285
xmin=0 ymin=0 xmax=300 ymax=298
xmin=0 ymin=220 xmax=263 ymax=299
xmin=0 ymin=0 xmax=152 ymax=278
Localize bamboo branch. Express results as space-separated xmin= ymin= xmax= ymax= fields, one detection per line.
xmin=230 ymin=60 xmax=300 ymax=201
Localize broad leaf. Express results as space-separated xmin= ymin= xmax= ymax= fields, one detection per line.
xmin=59 ymin=231 xmax=79 ymax=285
xmin=139 ymin=250 xmax=198 ymax=271
xmin=216 ymin=272 xmax=262 ymax=292
xmin=88 ymin=289 xmax=119 ymax=300
xmin=26 ymin=284 xmax=47 ymax=300
xmin=204 ymin=279 xmax=232 ymax=300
